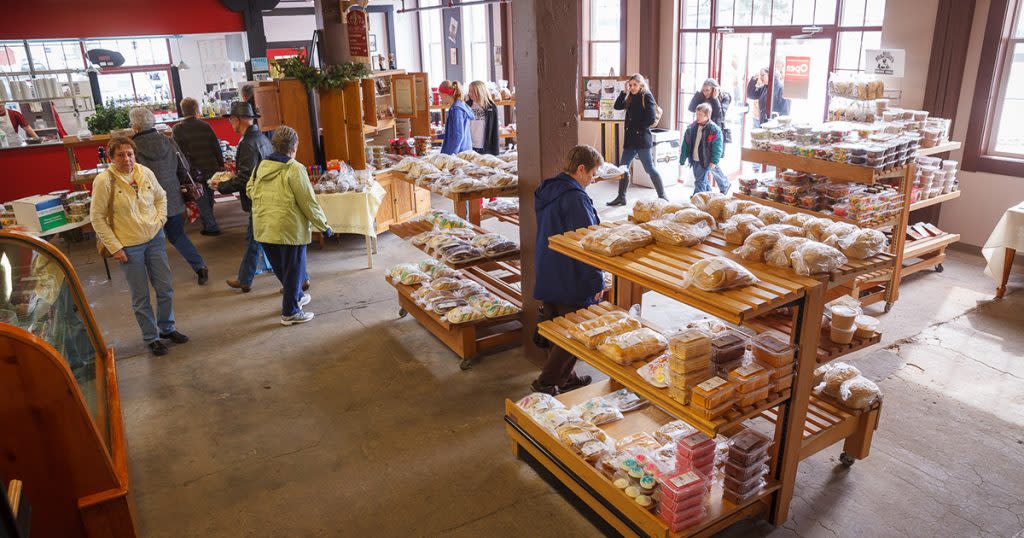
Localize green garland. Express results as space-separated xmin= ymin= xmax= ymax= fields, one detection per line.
xmin=272 ymin=57 xmax=371 ymax=91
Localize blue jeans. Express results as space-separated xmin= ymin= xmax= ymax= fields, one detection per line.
xmin=197 ymin=183 xmax=220 ymax=233
xmin=261 ymin=243 xmax=307 ymax=316
xmin=619 ymin=146 xmax=665 ymax=198
xmin=237 ymin=217 xmax=272 ymax=286
xmin=691 ymin=162 xmax=731 ymax=195
xmin=163 ymin=212 xmax=206 ymax=272
xmin=121 ymin=231 xmax=175 ymax=343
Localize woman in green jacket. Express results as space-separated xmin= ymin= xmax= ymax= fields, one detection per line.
xmin=248 ymin=126 xmax=333 ymax=325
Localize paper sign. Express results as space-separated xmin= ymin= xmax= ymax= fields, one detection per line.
xmin=865 ymin=49 xmax=905 ymax=77
xmin=784 ymin=56 xmax=811 ymax=100
xmin=347 ymin=10 xmax=369 ymax=58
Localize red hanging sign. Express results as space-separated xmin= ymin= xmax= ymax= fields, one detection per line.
xmin=784 ymin=56 xmax=811 ymax=100
xmin=346 ymin=10 xmax=369 ymax=58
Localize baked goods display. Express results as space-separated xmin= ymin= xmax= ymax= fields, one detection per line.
xmin=814 ymin=362 xmax=883 ymax=410
xmin=667 ymin=329 xmax=714 ymax=406
xmin=483 ymin=198 xmax=518 ymax=216
xmin=581 ymin=224 xmax=654 ymax=256
xmin=828 ymin=72 xmax=885 ymax=100
xmin=740 ymin=170 xmax=903 ymax=228
xmin=406 ymin=213 xmax=520 ymax=265
xmin=722 ymin=429 xmax=771 ymax=504
xmin=721 ymin=214 xmax=766 ymax=244
xmin=390 ymin=150 xmax=519 ymax=196
xmin=569 ymin=311 xmax=643 ymax=348
xmin=392 ymin=259 xmax=522 ymax=324
xmin=748 ymin=118 xmax=932 ymax=170
xmin=630 ymin=198 xmax=695 ymax=223
xmin=670 ymin=207 xmax=718 ymax=229
xmin=789 ymin=241 xmax=848 ymax=276
xmin=681 ymin=257 xmax=759 ymax=291
xmin=597 ymin=328 xmax=668 ymax=365
xmin=640 ymin=219 xmax=713 ymax=247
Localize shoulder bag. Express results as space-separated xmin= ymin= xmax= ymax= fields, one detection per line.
xmin=169 ymin=137 xmax=205 ymax=203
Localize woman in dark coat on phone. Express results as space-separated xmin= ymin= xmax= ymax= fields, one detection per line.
xmin=607 ymin=73 xmax=665 ymax=206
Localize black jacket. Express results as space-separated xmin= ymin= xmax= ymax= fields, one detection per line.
xmin=132 ymin=129 xmax=188 ymax=216
xmin=172 ymin=117 xmax=224 ymax=178
xmin=466 ymin=99 xmax=500 ymax=155
xmin=747 ymin=76 xmax=790 ymax=123
xmin=217 ymin=124 xmax=271 ymax=212
xmin=687 ymin=93 xmax=725 ymax=126
xmin=614 ymin=91 xmax=657 ymax=149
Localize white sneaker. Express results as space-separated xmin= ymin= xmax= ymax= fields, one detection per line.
xmin=281 ymin=311 xmax=314 ymax=325
xmin=298 ymin=292 xmax=311 ymax=309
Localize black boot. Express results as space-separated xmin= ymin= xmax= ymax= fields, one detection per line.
xmin=607 ymin=173 xmax=630 ymax=206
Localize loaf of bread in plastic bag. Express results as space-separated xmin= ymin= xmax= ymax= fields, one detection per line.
xmin=681 ymin=256 xmax=760 ymax=291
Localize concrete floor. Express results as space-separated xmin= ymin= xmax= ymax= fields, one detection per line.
xmin=68 ymin=179 xmax=1024 ymax=538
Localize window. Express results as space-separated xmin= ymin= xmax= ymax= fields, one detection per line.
xmin=587 ymin=0 xmax=623 ymax=76
xmin=965 ymin=0 xmax=1024 ymax=174
xmin=462 ymin=4 xmax=491 ymax=83
xmin=677 ymin=32 xmax=711 ymax=130
xmin=83 ymin=38 xmax=170 ymax=67
xmin=418 ymin=0 xmax=445 ymax=88
xmin=715 ymin=0 xmax=837 ymax=27
xmin=835 ymin=31 xmax=881 ymax=72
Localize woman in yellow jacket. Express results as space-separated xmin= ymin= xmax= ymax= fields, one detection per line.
xmin=90 ymin=137 xmax=189 ymax=355
xmin=248 ymin=126 xmax=332 ymax=325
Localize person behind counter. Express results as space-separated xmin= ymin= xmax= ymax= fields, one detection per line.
xmin=607 ymin=73 xmax=666 ymax=206
xmin=530 ymin=145 xmax=605 ymax=395
xmin=0 ymin=104 xmax=39 ymax=145
xmin=210 ymin=101 xmax=276 ymax=293
xmin=247 ymin=126 xmax=332 ymax=326
xmin=466 ymin=80 xmax=499 ymax=156
xmin=89 ymin=136 xmax=188 ymax=356
xmin=130 ymin=107 xmax=209 ymax=286
xmin=172 ymin=97 xmax=223 ymax=236
xmin=438 ymin=80 xmax=472 ymax=155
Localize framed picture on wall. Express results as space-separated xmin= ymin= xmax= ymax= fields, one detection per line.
xmin=369 ymin=34 xmax=378 ymax=54
xmin=393 ymin=74 xmax=417 ymax=118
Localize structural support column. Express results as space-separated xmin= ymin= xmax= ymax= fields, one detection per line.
xmin=314 ymin=0 xmax=352 ymax=65
xmin=514 ymin=1 xmax=582 ymax=359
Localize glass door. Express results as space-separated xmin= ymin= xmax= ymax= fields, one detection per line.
xmin=718 ymin=32 xmax=771 ymax=177
xmin=770 ymin=37 xmax=834 ymax=124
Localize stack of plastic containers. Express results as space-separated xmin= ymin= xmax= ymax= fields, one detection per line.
xmin=676 ymin=430 xmax=716 ymax=478
xmin=750 ymin=333 xmax=796 ymax=394
xmin=668 ymin=329 xmax=713 ymax=405
xmin=710 ymin=330 xmax=747 ymax=376
xmin=728 ymin=362 xmax=772 ymax=408
xmin=656 ymin=470 xmax=709 ymax=532
xmin=690 ymin=376 xmax=737 ymax=420
xmin=722 ymin=429 xmax=772 ymax=504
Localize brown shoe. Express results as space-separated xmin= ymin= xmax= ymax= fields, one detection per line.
xmin=226 ymin=279 xmax=251 ymax=293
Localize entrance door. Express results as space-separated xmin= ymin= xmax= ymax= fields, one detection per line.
xmin=718 ymin=32 xmax=771 ymax=177
xmin=771 ymin=37 xmax=834 ymax=124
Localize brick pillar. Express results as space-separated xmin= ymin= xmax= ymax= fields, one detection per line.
xmin=514 ymin=1 xmax=582 ymax=359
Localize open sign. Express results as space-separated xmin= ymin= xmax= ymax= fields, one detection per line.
xmin=785 ymin=57 xmax=811 ymax=80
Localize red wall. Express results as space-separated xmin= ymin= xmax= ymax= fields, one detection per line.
xmin=1 ymin=0 xmax=244 ymax=40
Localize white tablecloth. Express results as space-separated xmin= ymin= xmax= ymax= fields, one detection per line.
xmin=315 ymin=182 xmax=387 ymax=237
xmin=982 ymin=201 xmax=1024 ymax=279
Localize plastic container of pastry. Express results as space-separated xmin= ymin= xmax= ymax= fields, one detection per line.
xmin=854 ymin=315 xmax=880 ymax=338
xmin=724 ymin=471 xmax=769 ymax=495
xmin=728 ymin=363 xmax=771 ymax=393
xmin=711 ymin=330 xmax=748 ymax=364
xmin=657 ymin=505 xmax=706 ymax=532
xmin=735 ymin=384 xmax=770 ymax=407
xmin=677 ymin=431 xmax=716 ymax=459
xmin=669 ymin=329 xmax=712 ymax=359
xmin=728 ymin=429 xmax=772 ymax=465
xmin=690 ymin=376 xmax=737 ymax=409
xmin=750 ymin=333 xmax=795 ymax=367
xmin=721 ymin=456 xmax=769 ymax=481
xmin=828 ymin=304 xmax=860 ymax=330
xmin=657 ymin=492 xmax=705 ymax=520
xmin=658 ymin=470 xmax=708 ymax=501
xmin=692 ymin=398 xmax=732 ymax=421
xmin=768 ymin=361 xmax=795 ymax=380
xmin=830 ymin=324 xmax=856 ymax=344
xmin=723 ymin=479 xmax=767 ymax=505
xmin=772 ymin=375 xmax=794 ymax=392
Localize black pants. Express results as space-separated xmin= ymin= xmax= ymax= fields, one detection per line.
xmin=261 ymin=243 xmax=307 ymax=316
xmin=618 ymin=146 xmax=666 ymax=198
xmin=536 ymin=302 xmax=589 ymax=387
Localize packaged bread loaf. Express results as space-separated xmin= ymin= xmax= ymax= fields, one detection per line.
xmin=733 ymin=229 xmax=783 ymax=261
xmin=839 ymin=376 xmax=882 ymax=409
xmin=781 ymin=212 xmax=815 ymax=228
xmin=445 ymin=305 xmax=485 ymax=324
xmin=766 ymin=236 xmax=810 ymax=267
xmin=721 ymin=199 xmax=760 ymax=221
xmin=802 ymin=217 xmax=837 ymax=242
xmin=682 ymin=256 xmax=759 ymax=291
xmin=661 ymin=200 xmax=694 ymax=215
xmin=428 ymin=296 xmax=469 ymax=314
xmin=755 ymin=206 xmax=789 ymax=225
xmin=581 ymin=224 xmax=653 ymax=256
xmin=838 ymin=228 xmax=888 ymax=259
xmin=388 ymin=263 xmax=430 ymax=285
xmin=668 ymin=207 xmax=717 ymax=229
xmin=691 ymin=191 xmax=729 ymax=219
xmin=722 ymin=214 xmax=766 ymax=244
xmin=763 ymin=223 xmax=806 ymax=237
xmin=640 ymin=219 xmax=712 ymax=246
xmin=573 ymin=397 xmax=624 ymax=425
xmin=820 ymin=362 xmax=861 ymax=397
xmin=632 ymin=199 xmax=669 ymax=223
xmin=822 ymin=221 xmax=860 ymax=241
xmin=569 ymin=311 xmax=643 ymax=348
xmin=789 ymin=241 xmax=848 ymax=276
xmin=556 ymin=422 xmax=612 ymax=462
xmin=597 ymin=327 xmax=668 ymax=365
xmin=480 ymin=299 xmax=520 ymax=318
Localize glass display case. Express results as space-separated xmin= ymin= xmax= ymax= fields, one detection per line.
xmin=0 ymin=231 xmax=135 ymax=537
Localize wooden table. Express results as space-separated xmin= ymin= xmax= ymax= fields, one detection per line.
xmin=982 ymin=202 xmax=1024 ymax=299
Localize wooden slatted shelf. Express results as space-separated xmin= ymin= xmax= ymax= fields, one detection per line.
xmin=506 ymin=380 xmax=781 ymax=538
xmin=388 ymin=170 xmax=519 ymax=201
xmin=741 ymin=148 xmax=903 ymax=185
xmin=388 ymin=219 xmax=520 ymax=269
xmin=903 ymin=232 xmax=960 ymax=260
xmin=537 ymin=302 xmax=790 ymax=437
xmin=745 ymin=310 xmax=881 ymax=365
xmin=915 ymin=140 xmax=961 ymax=156
xmin=732 ymin=192 xmax=898 ymax=229
xmin=482 ymin=207 xmax=520 ymax=226
xmin=547 ymin=222 xmax=819 ymax=325
xmin=909 ymin=190 xmax=960 ymax=212
xmin=759 ymin=392 xmax=881 ymax=462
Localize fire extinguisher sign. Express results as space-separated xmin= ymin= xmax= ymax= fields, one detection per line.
xmin=784 ymin=56 xmax=811 ymax=100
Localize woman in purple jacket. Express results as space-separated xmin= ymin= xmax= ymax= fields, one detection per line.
xmin=439 ymin=80 xmax=472 ymax=155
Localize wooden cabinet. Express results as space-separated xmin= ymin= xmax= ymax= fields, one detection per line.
xmin=375 ymin=172 xmax=431 ymax=234
xmin=253 ymin=79 xmax=315 ymax=167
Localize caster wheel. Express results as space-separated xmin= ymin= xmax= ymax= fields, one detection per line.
xmin=398 ymin=307 xmax=408 ymax=318
xmin=839 ymin=452 xmax=856 ymax=467
xmin=935 ymin=263 xmax=944 ymax=273
xmin=459 ymin=359 xmax=474 ymax=371
xmin=883 ymin=302 xmax=893 ymax=313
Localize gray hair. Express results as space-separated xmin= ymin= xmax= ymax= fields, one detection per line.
xmin=241 ymin=83 xmax=255 ymax=99
xmin=696 ymin=102 xmax=712 ymax=116
xmin=129 ymin=107 xmax=155 ymax=130
xmin=271 ymin=126 xmax=299 ymax=155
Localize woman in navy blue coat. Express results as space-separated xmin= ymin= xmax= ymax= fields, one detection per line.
xmin=439 ymin=80 xmax=473 ymax=155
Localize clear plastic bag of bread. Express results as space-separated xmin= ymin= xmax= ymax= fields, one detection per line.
xmin=691 ymin=191 xmax=729 ymax=220
xmin=517 ymin=392 xmax=565 ymax=415
xmin=445 ymin=305 xmax=485 ymax=324
xmin=817 ymin=362 xmax=862 ymax=397
xmin=573 ymin=397 xmax=625 ymax=425
xmin=781 ymin=212 xmax=815 ymax=228
xmin=839 ymin=376 xmax=882 ymax=409
xmin=480 ymin=299 xmax=520 ymax=318
xmin=733 ymin=229 xmax=783 ymax=261
xmin=802 ymin=217 xmax=837 ymax=242
xmin=597 ymin=327 xmax=669 ymax=365
xmin=722 ymin=214 xmax=766 ymax=244
xmin=569 ymin=310 xmax=643 ymax=348
xmin=755 ymin=206 xmax=789 ymax=225
xmin=556 ymin=422 xmax=613 ymax=462
xmin=766 ymin=236 xmax=810 ymax=267
xmin=721 ymin=199 xmax=760 ymax=221
xmin=668 ymin=207 xmax=717 ymax=229
xmin=632 ymin=199 xmax=670 ymax=223
xmin=789 ymin=241 xmax=848 ymax=276
xmin=822 ymin=221 xmax=860 ymax=242
xmin=838 ymin=228 xmax=889 ymax=259
xmin=763 ymin=223 xmax=806 ymax=237
xmin=681 ymin=256 xmax=760 ymax=291
xmin=388 ymin=263 xmax=430 ymax=285
xmin=640 ymin=219 xmax=713 ymax=247
xmin=581 ymin=224 xmax=653 ymax=256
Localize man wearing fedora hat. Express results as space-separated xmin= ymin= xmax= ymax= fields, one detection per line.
xmin=210 ymin=101 xmax=275 ymax=292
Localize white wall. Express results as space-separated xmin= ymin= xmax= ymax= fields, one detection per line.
xmin=938 ymin=0 xmax=1024 ymax=247
xmin=173 ymin=33 xmax=249 ymax=101
xmin=879 ymin=0 xmax=938 ymax=109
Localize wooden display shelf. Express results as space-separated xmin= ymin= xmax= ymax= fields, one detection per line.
xmin=909 ymin=190 xmax=960 ymax=212
xmin=732 ymin=192 xmax=898 ymax=230
xmin=547 ymin=223 xmax=819 ymax=325
xmin=759 ymin=393 xmax=881 ymax=463
xmin=903 ymin=232 xmax=959 ymax=260
xmin=915 ymin=141 xmax=961 ymax=157
xmin=741 ymin=148 xmax=903 ymax=185
xmin=745 ymin=310 xmax=881 ymax=365
xmin=538 ymin=303 xmax=790 ymax=437
xmin=506 ymin=380 xmax=781 ymax=538
xmin=388 ymin=219 xmax=520 ymax=269
xmin=482 ymin=207 xmax=520 ymax=226
xmin=388 ymin=170 xmax=518 ymax=225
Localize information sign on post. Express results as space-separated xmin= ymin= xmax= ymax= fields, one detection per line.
xmin=346 ymin=9 xmax=370 ymax=63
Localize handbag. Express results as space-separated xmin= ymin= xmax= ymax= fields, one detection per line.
xmin=170 ymin=138 xmax=206 ymax=203
xmin=723 ymin=127 xmax=733 ymax=144
xmin=95 ymin=175 xmax=116 ymax=258
xmin=185 ymin=200 xmax=200 ymax=224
